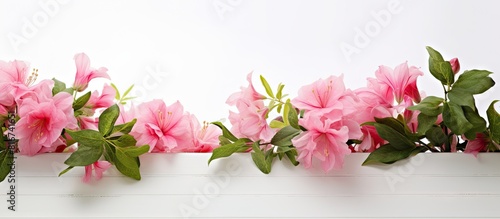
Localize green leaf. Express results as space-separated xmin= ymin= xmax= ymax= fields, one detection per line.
xmin=114 ymin=149 xmax=141 ymax=180
xmin=103 ymin=142 xmax=116 ymax=165
xmin=251 ymin=142 xmax=272 ymax=174
xmin=453 ymin=70 xmax=495 ymax=94
xmin=52 ymin=78 xmax=67 ymax=95
xmin=442 ymin=102 xmax=473 ymax=135
xmin=64 ymin=143 xmax=104 ymax=166
xmin=284 ymin=150 xmax=300 ymax=166
xmin=408 ymin=96 xmax=444 ymax=116
xmin=276 ymin=83 xmax=285 ymax=100
xmin=118 ymin=145 xmax=149 ymax=158
xmin=463 ymin=106 xmax=487 ymax=140
xmin=0 ymin=149 xmax=14 ymax=182
xmin=99 ymin=104 xmax=120 ymax=137
xmin=362 ymin=144 xmax=424 ymax=165
xmin=425 ymin=126 xmax=447 ymax=146
xmin=487 ymin=100 xmax=500 ymax=144
xmin=66 ymin=129 xmax=106 ymax=146
xmin=122 ymin=84 xmax=134 ymax=100
xmin=270 ymin=120 xmax=286 ymax=129
xmin=374 ymin=117 xmax=406 ymax=135
xmin=58 ymin=166 xmax=75 ymax=177
xmin=260 ymin=75 xmax=274 ymax=98
xmin=112 ymin=119 xmax=136 ymax=135
xmin=110 ymin=83 xmax=121 ymax=100
xmin=286 ymin=102 xmax=300 ymax=129
xmin=373 ymin=123 xmax=415 ymax=150
xmin=417 ymin=113 xmax=437 ymax=135
xmin=109 ymin=134 xmax=137 ymax=147
xmin=73 ymin=91 xmax=91 ymax=111
xmin=448 ymin=88 xmax=475 ymax=109
xmin=211 ymin=121 xmax=238 ymax=142
xmin=208 ymin=139 xmax=249 ymax=165
xmin=270 ymin=126 xmax=301 ymax=147
xmin=426 ymin=46 xmax=454 ymax=85
xmin=218 ymin=135 xmax=232 ymax=146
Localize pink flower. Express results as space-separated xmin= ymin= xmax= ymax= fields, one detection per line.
xmin=14 ymin=92 xmax=77 ymax=156
xmin=177 ymin=114 xmax=222 ymax=152
xmin=450 ymin=58 xmax=460 ymax=75
xmin=0 ymin=60 xmax=29 ymax=84
xmin=374 ymin=62 xmax=423 ymax=104
xmin=356 ymin=126 xmax=385 ymax=152
xmin=131 ymin=100 xmax=189 ymax=153
xmin=228 ymin=99 xmax=275 ymax=142
xmin=73 ymin=53 xmax=110 ymax=92
xmin=291 ymin=75 xmax=353 ymax=115
xmin=292 ymin=112 xmax=352 ymax=172
xmin=77 ymin=116 xmax=98 ymax=130
xmin=85 ymin=84 xmax=116 ymax=110
xmin=83 ymin=161 xmax=111 ymax=183
xmin=116 ymin=104 xmax=137 ymax=125
xmin=464 ymin=133 xmax=488 ymax=157
xmin=226 ymin=72 xmax=265 ymax=106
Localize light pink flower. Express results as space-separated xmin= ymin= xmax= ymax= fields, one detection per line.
xmin=131 ymin=100 xmax=189 ymax=153
xmin=77 ymin=116 xmax=98 ymax=130
xmin=226 ymin=72 xmax=265 ymax=106
xmin=0 ymin=60 xmax=29 ymax=84
xmin=355 ymin=126 xmax=385 ymax=152
xmin=116 ymin=104 xmax=137 ymax=125
xmin=375 ymin=62 xmax=423 ymax=103
xmin=228 ymin=99 xmax=275 ymax=142
xmin=177 ymin=114 xmax=222 ymax=152
xmin=14 ymin=92 xmax=76 ymax=156
xmin=85 ymin=83 xmax=116 ymax=110
xmin=73 ymin=53 xmax=110 ymax=92
xmin=450 ymin=58 xmax=460 ymax=75
xmin=83 ymin=161 xmax=111 ymax=183
xmin=291 ymin=75 xmax=353 ymax=115
xmin=464 ymin=133 xmax=488 ymax=157
xmin=292 ymin=113 xmax=352 ymax=172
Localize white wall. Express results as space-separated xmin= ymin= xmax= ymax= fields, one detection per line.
xmin=1 ymin=0 xmax=499 ymax=122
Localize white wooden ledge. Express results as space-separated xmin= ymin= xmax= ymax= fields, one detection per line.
xmin=1 ymin=153 xmax=500 ymax=218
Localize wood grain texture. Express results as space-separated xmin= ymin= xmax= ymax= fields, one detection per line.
xmin=1 ymin=153 xmax=500 ymax=218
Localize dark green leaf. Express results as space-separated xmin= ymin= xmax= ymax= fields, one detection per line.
xmin=114 ymin=149 xmax=141 ymax=180
xmin=284 ymin=149 xmax=299 ymax=166
xmin=463 ymin=106 xmax=487 ymax=140
xmin=211 ymin=121 xmax=238 ymax=142
xmin=120 ymin=145 xmax=150 ymax=157
xmin=453 ymin=70 xmax=495 ymax=94
xmin=260 ymin=75 xmax=274 ymax=98
xmin=270 ymin=126 xmax=301 ymax=147
xmin=73 ymin=91 xmax=91 ymax=111
xmin=58 ymin=166 xmax=74 ymax=177
xmin=208 ymin=139 xmax=249 ymax=165
xmin=417 ymin=113 xmax=437 ymax=135
xmin=425 ymin=126 xmax=447 ymax=146
xmin=0 ymin=149 xmax=13 ymax=182
xmin=448 ymin=88 xmax=475 ymax=109
xmin=407 ymin=96 xmax=444 ymax=116
xmin=362 ymin=144 xmax=424 ymax=165
xmin=426 ymin=46 xmax=454 ymax=85
xmin=103 ymin=142 xmax=116 ymax=165
xmin=251 ymin=142 xmax=272 ymax=174
xmin=374 ymin=117 xmax=406 ymax=135
xmin=66 ymin=129 xmax=106 ymax=146
xmin=487 ymin=100 xmax=500 ymax=144
xmin=99 ymin=104 xmax=120 ymax=137
xmin=286 ymin=102 xmax=300 ymax=129
xmin=112 ymin=119 xmax=136 ymax=135
xmin=442 ymin=102 xmax=473 ymax=135
xmin=373 ymin=123 xmax=415 ymax=150
xmin=109 ymin=134 xmax=137 ymax=147
xmin=218 ymin=135 xmax=232 ymax=146
xmin=64 ymin=143 xmax=104 ymax=166
xmin=52 ymin=78 xmax=67 ymax=95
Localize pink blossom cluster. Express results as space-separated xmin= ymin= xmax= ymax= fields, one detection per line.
xmin=0 ymin=53 xmax=220 ymax=182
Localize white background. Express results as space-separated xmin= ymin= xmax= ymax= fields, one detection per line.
xmin=1 ymin=0 xmax=499 ymax=122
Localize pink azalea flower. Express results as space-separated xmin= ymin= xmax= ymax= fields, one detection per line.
xmin=0 ymin=60 xmax=29 ymax=84
xmin=73 ymin=53 xmax=110 ymax=92
xmin=228 ymin=99 xmax=275 ymax=142
xmin=131 ymin=100 xmax=189 ymax=153
xmin=374 ymin=62 xmax=423 ymax=104
xmin=14 ymin=92 xmax=76 ymax=156
xmin=292 ymin=113 xmax=352 ymax=172
xmin=291 ymin=75 xmax=353 ymax=115
xmin=226 ymin=72 xmax=266 ymax=106
xmin=464 ymin=133 xmax=488 ymax=157
xmin=450 ymin=58 xmax=460 ymax=75
xmin=85 ymin=83 xmax=116 ymax=110
xmin=77 ymin=116 xmax=98 ymax=130
xmin=177 ymin=114 xmax=222 ymax=152
xmin=116 ymin=104 xmax=137 ymax=125
xmin=356 ymin=126 xmax=385 ymax=152
xmin=83 ymin=161 xmax=111 ymax=183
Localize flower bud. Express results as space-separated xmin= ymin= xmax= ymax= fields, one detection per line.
xmin=450 ymin=58 xmax=460 ymax=75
